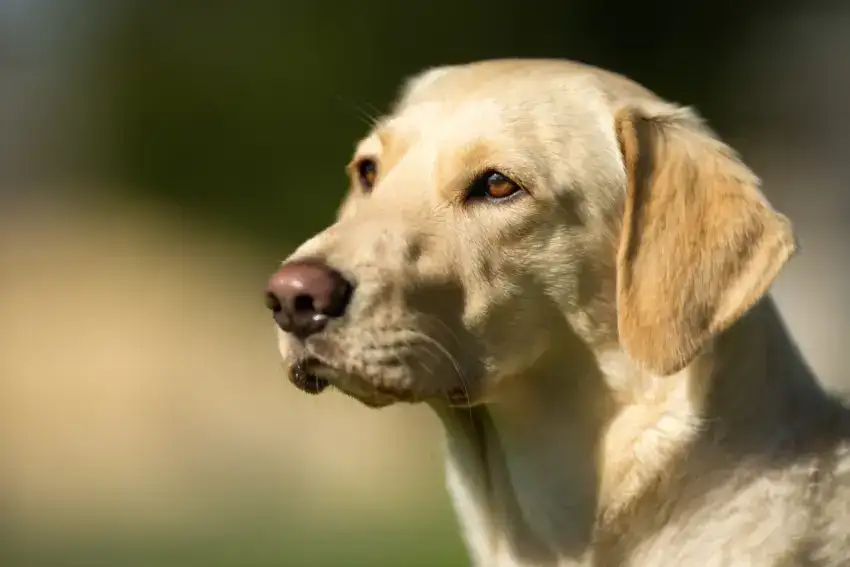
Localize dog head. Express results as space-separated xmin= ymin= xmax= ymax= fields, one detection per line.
xmin=266 ymin=59 xmax=796 ymax=408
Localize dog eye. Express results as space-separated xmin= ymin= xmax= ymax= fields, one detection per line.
xmin=356 ymin=159 xmax=378 ymax=191
xmin=468 ymin=171 xmax=522 ymax=202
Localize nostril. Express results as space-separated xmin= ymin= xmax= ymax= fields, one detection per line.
xmin=265 ymin=291 xmax=282 ymax=312
xmin=328 ymin=279 xmax=354 ymax=317
xmin=293 ymin=294 xmax=316 ymax=315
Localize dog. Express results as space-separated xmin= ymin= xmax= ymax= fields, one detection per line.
xmin=265 ymin=59 xmax=850 ymax=566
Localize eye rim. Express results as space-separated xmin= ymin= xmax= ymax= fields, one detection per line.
xmin=355 ymin=158 xmax=378 ymax=192
xmin=466 ymin=170 xmax=524 ymax=203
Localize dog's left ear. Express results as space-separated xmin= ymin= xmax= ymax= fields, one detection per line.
xmin=614 ymin=105 xmax=797 ymax=376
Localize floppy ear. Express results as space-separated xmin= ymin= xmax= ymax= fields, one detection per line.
xmin=614 ymin=105 xmax=797 ymax=376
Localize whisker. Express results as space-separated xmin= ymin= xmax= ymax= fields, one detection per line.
xmin=362 ymin=100 xmax=382 ymax=115
xmin=334 ymin=94 xmax=380 ymax=128
xmin=412 ymin=312 xmax=465 ymax=349
xmin=344 ymin=321 xmax=474 ymax=422
xmin=404 ymin=329 xmax=475 ymax=427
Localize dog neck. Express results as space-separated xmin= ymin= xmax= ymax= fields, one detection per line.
xmin=431 ymin=298 xmax=833 ymax=566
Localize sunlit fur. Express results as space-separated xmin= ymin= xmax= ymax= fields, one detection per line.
xmin=276 ymin=59 xmax=850 ymax=566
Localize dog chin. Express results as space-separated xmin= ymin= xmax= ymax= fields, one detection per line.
xmin=284 ymin=355 xmax=473 ymax=409
xmin=283 ymin=356 xmax=399 ymax=408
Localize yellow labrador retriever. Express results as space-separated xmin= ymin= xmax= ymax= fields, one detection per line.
xmin=265 ymin=59 xmax=850 ymax=566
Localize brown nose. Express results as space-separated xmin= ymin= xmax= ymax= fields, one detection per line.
xmin=265 ymin=260 xmax=353 ymax=338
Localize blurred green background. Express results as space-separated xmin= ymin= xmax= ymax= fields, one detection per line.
xmin=1 ymin=0 xmax=849 ymax=565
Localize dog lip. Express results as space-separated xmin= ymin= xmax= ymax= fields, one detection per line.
xmin=294 ymin=355 xmax=405 ymax=406
xmin=286 ymin=349 xmax=465 ymax=406
xmin=288 ymin=357 xmax=330 ymax=394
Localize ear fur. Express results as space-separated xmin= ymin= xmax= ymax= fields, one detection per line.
xmin=614 ymin=105 xmax=797 ymax=376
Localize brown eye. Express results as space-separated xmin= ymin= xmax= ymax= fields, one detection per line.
xmin=467 ymin=171 xmax=522 ymax=202
xmin=357 ymin=159 xmax=378 ymax=191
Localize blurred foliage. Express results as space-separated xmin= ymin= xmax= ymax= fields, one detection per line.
xmin=1 ymin=514 xmax=467 ymax=567
xmin=102 ymin=0 xmax=788 ymax=249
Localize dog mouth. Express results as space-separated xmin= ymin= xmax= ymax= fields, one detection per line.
xmin=285 ymin=355 xmax=376 ymax=400
xmin=285 ymin=354 xmax=471 ymax=407
xmin=288 ymin=357 xmax=331 ymax=395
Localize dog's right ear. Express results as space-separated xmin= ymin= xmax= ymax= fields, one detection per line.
xmin=614 ymin=105 xmax=797 ymax=376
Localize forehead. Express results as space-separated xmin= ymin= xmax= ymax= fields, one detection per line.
xmin=355 ymin=89 xmax=561 ymax=167
xmin=357 ymin=99 xmax=508 ymax=157
xmin=353 ymin=61 xmax=637 ymax=161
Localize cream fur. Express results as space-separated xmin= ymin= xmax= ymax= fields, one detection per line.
xmin=273 ymin=59 xmax=850 ymax=566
